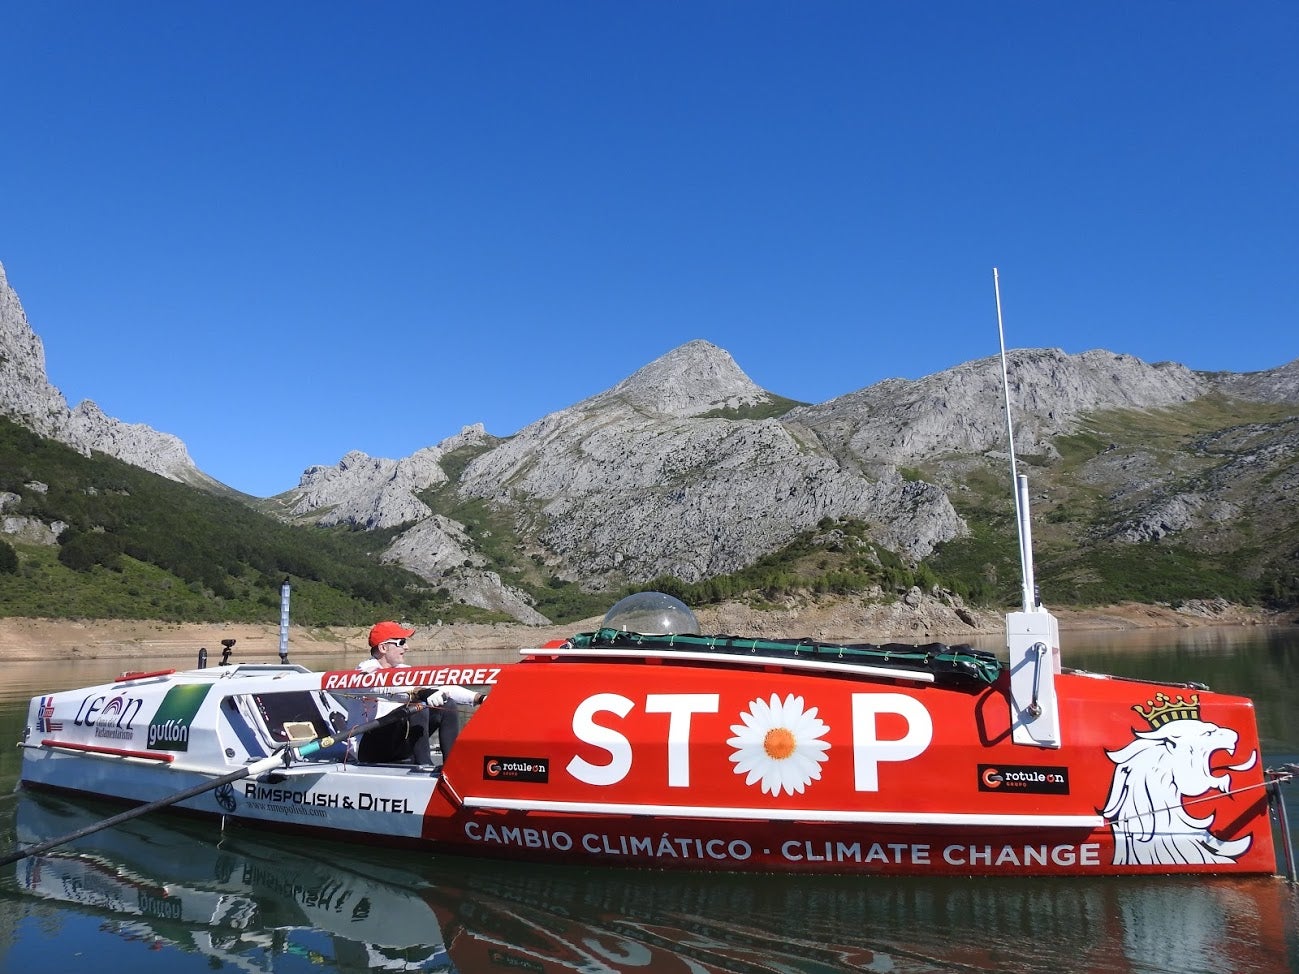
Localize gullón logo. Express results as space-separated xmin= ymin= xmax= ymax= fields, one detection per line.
xmin=146 ymin=684 xmax=211 ymax=751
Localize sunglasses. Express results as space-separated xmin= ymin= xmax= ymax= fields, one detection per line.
xmin=381 ymin=638 xmax=408 ymax=649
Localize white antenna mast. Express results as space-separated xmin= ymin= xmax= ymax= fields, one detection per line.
xmin=993 ymin=268 xmax=1037 ymax=612
xmin=995 ymin=269 xmax=1060 ymax=747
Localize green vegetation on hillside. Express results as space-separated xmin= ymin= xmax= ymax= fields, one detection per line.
xmin=0 ymin=418 xmax=493 ymax=625
xmin=696 ymin=394 xmax=806 ymax=421
xmin=635 ymin=517 xmax=986 ymax=610
xmin=932 ymin=398 xmax=1299 ymax=611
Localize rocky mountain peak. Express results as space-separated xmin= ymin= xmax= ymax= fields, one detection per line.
xmin=286 ymin=424 xmax=493 ymax=530
xmin=590 ymin=339 xmax=775 ymax=418
xmin=0 ymin=262 xmax=63 ymax=437
xmin=0 ymin=261 xmax=211 ymax=487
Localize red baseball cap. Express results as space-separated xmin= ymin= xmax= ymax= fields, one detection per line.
xmin=368 ymin=621 xmax=415 ymax=648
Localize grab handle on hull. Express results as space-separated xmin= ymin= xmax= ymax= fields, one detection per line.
xmin=1027 ymin=642 xmax=1047 ymax=718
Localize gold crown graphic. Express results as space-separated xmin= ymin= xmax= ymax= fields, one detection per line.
xmin=1132 ymin=691 xmax=1201 ymax=728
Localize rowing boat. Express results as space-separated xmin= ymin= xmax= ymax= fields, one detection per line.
xmin=12 ymin=274 xmax=1292 ymax=876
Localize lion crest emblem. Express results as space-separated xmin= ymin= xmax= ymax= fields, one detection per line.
xmin=1102 ymin=692 xmax=1256 ymax=866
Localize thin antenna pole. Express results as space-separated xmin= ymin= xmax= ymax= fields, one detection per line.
xmin=993 ymin=269 xmax=1017 ymax=481
xmin=993 ymin=268 xmax=1035 ymax=612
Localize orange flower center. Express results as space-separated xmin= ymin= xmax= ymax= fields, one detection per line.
xmin=763 ymin=727 xmax=796 ymax=760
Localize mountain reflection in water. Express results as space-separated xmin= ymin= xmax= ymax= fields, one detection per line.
xmin=4 ymin=791 xmax=1298 ymax=974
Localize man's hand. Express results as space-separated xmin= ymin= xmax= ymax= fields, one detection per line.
xmin=416 ymin=687 xmax=448 ymax=707
xmin=415 ymin=686 xmax=485 ymax=707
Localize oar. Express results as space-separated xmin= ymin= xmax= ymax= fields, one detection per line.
xmin=0 ymin=701 xmax=424 ymax=867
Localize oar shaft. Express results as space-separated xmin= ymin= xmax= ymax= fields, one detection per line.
xmin=295 ymin=700 xmax=425 ymax=758
xmin=0 ymin=753 xmax=284 ymax=867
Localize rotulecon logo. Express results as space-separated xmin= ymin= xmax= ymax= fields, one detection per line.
xmin=146 ymin=684 xmax=212 ymax=751
xmin=485 ymin=756 xmax=550 ymax=783
xmin=978 ymin=764 xmax=1070 ymax=794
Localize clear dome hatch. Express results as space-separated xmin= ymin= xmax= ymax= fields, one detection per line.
xmin=602 ymin=592 xmax=700 ymax=635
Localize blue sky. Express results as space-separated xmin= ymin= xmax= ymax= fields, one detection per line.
xmin=3 ymin=2 xmax=1295 ymax=498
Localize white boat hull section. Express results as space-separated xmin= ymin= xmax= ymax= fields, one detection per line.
xmin=21 ymin=744 xmax=441 ymax=841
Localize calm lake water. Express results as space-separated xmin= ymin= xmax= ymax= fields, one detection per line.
xmin=2 ymin=627 xmax=1299 ymax=973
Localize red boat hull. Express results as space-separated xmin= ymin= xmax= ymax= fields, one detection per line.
xmin=408 ymin=654 xmax=1275 ymax=876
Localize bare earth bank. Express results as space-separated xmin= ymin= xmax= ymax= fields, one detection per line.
xmin=1 ymin=596 xmax=1294 ymax=663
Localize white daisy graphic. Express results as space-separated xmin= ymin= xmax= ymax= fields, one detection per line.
xmin=727 ymin=693 xmax=831 ymax=796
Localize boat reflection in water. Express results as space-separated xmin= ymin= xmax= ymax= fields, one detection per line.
xmin=9 ymin=791 xmax=1299 ymax=974
xmin=11 ymin=791 xmax=448 ymax=971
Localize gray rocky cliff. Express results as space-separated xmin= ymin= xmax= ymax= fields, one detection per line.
xmin=457 ymin=340 xmax=963 ymax=585
xmin=277 ymin=337 xmax=1299 ymax=623
xmin=280 ymin=340 xmax=966 ymax=616
xmin=1211 ymin=359 xmax=1299 ymax=403
xmin=290 ymin=444 xmax=452 ymax=530
xmin=0 ymin=261 xmax=214 ymax=488
xmin=788 ymin=348 xmax=1209 ymax=469
xmin=277 ymin=424 xmax=549 ymax=622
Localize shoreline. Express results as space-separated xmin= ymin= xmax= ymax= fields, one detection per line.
xmin=1 ymin=599 xmax=1294 ymax=663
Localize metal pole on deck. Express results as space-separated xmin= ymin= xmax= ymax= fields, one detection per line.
xmin=279 ymin=578 xmax=290 ymax=663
